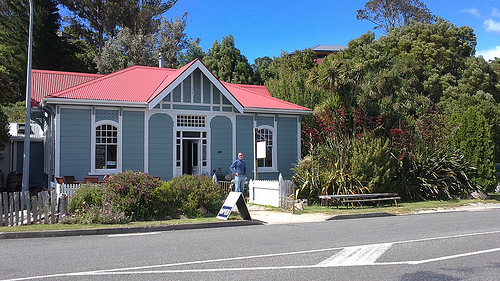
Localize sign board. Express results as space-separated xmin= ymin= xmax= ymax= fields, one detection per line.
xmin=216 ymin=192 xmax=252 ymax=220
xmin=257 ymin=141 xmax=266 ymax=159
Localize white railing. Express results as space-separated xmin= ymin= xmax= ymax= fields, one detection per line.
xmin=248 ymin=174 xmax=294 ymax=207
xmin=55 ymin=183 xmax=82 ymax=202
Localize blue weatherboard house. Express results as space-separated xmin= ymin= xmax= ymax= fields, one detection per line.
xmin=29 ymin=59 xmax=311 ymax=187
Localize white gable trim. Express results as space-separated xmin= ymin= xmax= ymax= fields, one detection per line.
xmin=148 ymin=60 xmax=244 ymax=113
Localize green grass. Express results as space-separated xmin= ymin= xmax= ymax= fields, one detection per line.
xmin=1 ymin=194 xmax=499 ymax=233
xmin=0 ymin=215 xmax=242 ymax=233
xmin=296 ymin=194 xmax=500 ymax=215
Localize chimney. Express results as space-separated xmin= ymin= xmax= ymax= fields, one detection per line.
xmin=159 ymin=52 xmax=164 ymax=68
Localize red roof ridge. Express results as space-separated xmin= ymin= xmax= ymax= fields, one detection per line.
xmin=32 ymin=69 xmax=104 ymax=78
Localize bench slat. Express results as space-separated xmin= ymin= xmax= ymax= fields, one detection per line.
xmin=341 ymin=197 xmax=401 ymax=203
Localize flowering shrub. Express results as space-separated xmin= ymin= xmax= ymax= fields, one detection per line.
xmin=67 ymin=183 xmax=131 ymax=224
xmin=103 ymin=171 xmax=162 ymax=220
xmin=155 ymin=174 xmax=225 ymax=218
xmin=68 ymin=183 xmax=103 ymax=213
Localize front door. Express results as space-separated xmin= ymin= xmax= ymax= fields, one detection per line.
xmin=175 ymin=130 xmax=207 ymax=177
xmin=182 ymin=139 xmax=200 ymax=175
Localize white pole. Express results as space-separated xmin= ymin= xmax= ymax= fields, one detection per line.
xmin=22 ymin=0 xmax=34 ymax=193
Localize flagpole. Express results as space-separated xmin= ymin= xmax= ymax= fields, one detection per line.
xmin=22 ymin=0 xmax=34 ymax=193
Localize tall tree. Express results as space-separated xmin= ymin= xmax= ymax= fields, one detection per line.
xmin=266 ymin=49 xmax=322 ymax=110
xmin=0 ymin=0 xmax=75 ymax=103
xmin=96 ymin=13 xmax=192 ymax=73
xmin=357 ymin=0 xmax=436 ymax=34
xmin=59 ymin=0 xmax=178 ymax=55
xmin=203 ymin=35 xmax=253 ymax=84
xmin=178 ymin=40 xmax=204 ymax=67
xmin=252 ymin=56 xmax=273 ymax=85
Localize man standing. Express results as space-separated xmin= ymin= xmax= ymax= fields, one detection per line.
xmin=230 ymin=152 xmax=246 ymax=193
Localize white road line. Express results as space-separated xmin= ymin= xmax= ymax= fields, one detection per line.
xmin=316 ymin=243 xmax=393 ymax=266
xmin=3 ymin=230 xmax=500 ymax=280
xmin=108 ymin=232 xmax=160 ymax=237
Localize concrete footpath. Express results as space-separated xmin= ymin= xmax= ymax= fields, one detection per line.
xmin=1 ymin=203 xmax=499 ymax=239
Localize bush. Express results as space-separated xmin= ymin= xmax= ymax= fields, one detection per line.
xmin=351 ymin=133 xmax=395 ymax=193
xmin=155 ymin=174 xmax=225 ymax=218
xmin=68 ymin=183 xmax=104 ymax=213
xmin=450 ymin=107 xmax=497 ymax=192
xmin=103 ymin=171 xmax=162 ymax=220
xmin=67 ymin=183 xmax=131 ymax=224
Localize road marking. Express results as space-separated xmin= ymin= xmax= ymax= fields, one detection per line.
xmin=108 ymin=232 xmax=160 ymax=238
xmin=3 ymin=230 xmax=500 ymax=280
xmin=316 ymin=243 xmax=393 ymax=266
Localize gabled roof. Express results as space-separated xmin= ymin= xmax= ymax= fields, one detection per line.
xmin=309 ymin=45 xmax=347 ymax=52
xmin=37 ymin=58 xmax=311 ymax=114
xmin=31 ymin=70 xmax=103 ymax=106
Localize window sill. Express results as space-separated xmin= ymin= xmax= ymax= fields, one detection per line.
xmin=253 ymin=169 xmax=279 ymax=173
xmin=89 ymin=170 xmax=119 ymax=176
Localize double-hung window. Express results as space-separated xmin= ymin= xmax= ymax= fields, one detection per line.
xmin=93 ymin=121 xmax=120 ymax=173
xmin=256 ymin=126 xmax=275 ymax=170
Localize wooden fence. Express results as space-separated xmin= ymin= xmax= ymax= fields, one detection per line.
xmin=1 ymin=190 xmax=58 ymax=226
xmin=1 ymin=180 xmax=237 ymax=227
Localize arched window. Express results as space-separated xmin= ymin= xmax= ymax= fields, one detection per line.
xmin=95 ymin=124 xmax=118 ymax=170
xmin=256 ymin=127 xmax=274 ymax=169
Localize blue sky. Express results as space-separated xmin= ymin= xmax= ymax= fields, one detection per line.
xmin=167 ymin=0 xmax=500 ymax=64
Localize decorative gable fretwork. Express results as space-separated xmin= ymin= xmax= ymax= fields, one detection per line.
xmin=157 ymin=69 xmax=234 ymax=113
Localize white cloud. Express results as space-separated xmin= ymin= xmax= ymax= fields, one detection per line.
xmin=492 ymin=7 xmax=500 ymax=18
xmin=461 ymin=7 xmax=481 ymax=18
xmin=484 ymin=18 xmax=500 ymax=32
xmin=476 ymin=46 xmax=500 ymax=61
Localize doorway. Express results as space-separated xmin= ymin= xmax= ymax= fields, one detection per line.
xmin=176 ymin=130 xmax=207 ymax=176
xmin=182 ymin=139 xmax=199 ymax=175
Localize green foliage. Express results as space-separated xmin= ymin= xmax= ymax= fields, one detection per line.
xmin=66 ymin=183 xmax=131 ymax=224
xmin=351 ymin=132 xmax=395 ymax=193
xmin=155 ymin=174 xmax=225 ymax=218
xmin=178 ymin=40 xmax=205 ymax=67
xmin=68 ymin=183 xmax=104 ymax=213
xmin=59 ymin=0 xmax=178 ymax=54
xmin=96 ymin=13 xmax=192 ymax=73
xmin=103 ymin=171 xmax=162 ymax=220
xmin=450 ymin=107 xmax=497 ymax=192
xmin=402 ymin=150 xmax=478 ymax=200
xmin=203 ymin=35 xmax=254 ymax=84
xmin=252 ymin=56 xmax=273 ymax=85
xmin=0 ymin=0 xmax=81 ymax=102
xmin=0 ymin=108 xmax=9 ymax=160
xmin=1 ymin=102 xmax=26 ymax=123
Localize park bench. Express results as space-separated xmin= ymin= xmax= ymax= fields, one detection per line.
xmin=318 ymin=193 xmax=401 ymax=209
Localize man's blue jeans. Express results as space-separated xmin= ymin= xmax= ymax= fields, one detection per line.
xmin=234 ymin=175 xmax=245 ymax=193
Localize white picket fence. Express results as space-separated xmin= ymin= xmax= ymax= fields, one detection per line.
xmin=0 ymin=190 xmax=58 ymax=226
xmin=55 ymin=183 xmax=83 ymax=202
xmin=248 ymin=176 xmax=295 ymax=208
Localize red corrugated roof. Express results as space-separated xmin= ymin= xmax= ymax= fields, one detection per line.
xmin=222 ymin=82 xmax=310 ymax=111
xmin=38 ymin=59 xmax=311 ymax=113
xmin=31 ymin=70 xmax=103 ymax=106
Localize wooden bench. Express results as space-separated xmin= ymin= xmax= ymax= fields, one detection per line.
xmin=319 ymin=193 xmax=401 ymax=209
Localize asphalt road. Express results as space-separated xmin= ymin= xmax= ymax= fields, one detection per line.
xmin=1 ymin=209 xmax=499 ymax=280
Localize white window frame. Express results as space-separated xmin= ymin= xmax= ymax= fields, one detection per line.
xmin=91 ymin=120 xmax=122 ymax=175
xmin=256 ymin=125 xmax=277 ymax=172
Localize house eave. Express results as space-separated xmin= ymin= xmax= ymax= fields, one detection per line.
xmin=243 ymin=107 xmax=313 ymax=115
xmin=41 ymin=98 xmax=148 ymax=108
